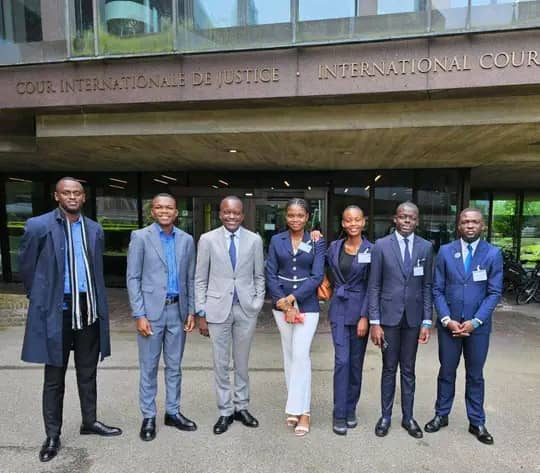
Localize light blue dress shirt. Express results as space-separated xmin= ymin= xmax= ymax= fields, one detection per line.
xmin=63 ymin=216 xmax=88 ymax=294
xmin=156 ymin=223 xmax=179 ymax=296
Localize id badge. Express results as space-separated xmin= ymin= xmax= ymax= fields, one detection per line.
xmin=358 ymin=252 xmax=371 ymax=264
xmin=473 ymin=268 xmax=487 ymax=282
xmin=413 ymin=265 xmax=424 ymax=277
xmin=298 ymin=241 xmax=312 ymax=253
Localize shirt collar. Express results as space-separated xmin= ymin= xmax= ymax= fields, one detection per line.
xmin=56 ymin=208 xmax=82 ymax=224
xmin=395 ymin=231 xmax=414 ymax=243
xmin=155 ymin=222 xmax=176 ymax=236
xmin=223 ymin=226 xmax=241 ymax=238
xmin=461 ymin=238 xmax=480 ymax=252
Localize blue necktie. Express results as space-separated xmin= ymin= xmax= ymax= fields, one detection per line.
xmin=229 ymin=233 xmax=236 ymax=270
xmin=403 ymin=237 xmax=412 ymax=274
xmin=464 ymin=244 xmax=473 ymax=273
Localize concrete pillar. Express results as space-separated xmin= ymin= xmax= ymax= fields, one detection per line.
xmin=359 ymin=0 xmax=378 ymax=16
xmin=40 ymin=0 xmax=65 ymax=41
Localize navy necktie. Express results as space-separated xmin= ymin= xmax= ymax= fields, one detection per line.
xmin=464 ymin=244 xmax=473 ymax=273
xmin=229 ymin=233 xmax=236 ymax=270
xmin=403 ymin=237 xmax=412 ymax=274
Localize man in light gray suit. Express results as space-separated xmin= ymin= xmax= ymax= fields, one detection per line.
xmin=127 ymin=193 xmax=197 ymax=442
xmin=195 ymin=196 xmax=265 ymax=435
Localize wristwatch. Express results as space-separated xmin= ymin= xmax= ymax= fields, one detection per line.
xmin=441 ymin=316 xmax=451 ymax=328
xmin=196 ymin=310 xmax=206 ymax=317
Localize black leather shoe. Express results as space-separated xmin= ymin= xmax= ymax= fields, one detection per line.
xmin=39 ymin=437 xmax=60 ymax=462
xmin=164 ymin=412 xmax=197 ymax=432
xmin=80 ymin=420 xmax=122 ymax=436
xmin=233 ymin=409 xmax=259 ymax=428
xmin=333 ymin=418 xmax=347 ymax=436
xmin=213 ymin=415 xmax=234 ymax=434
xmin=346 ymin=413 xmax=358 ymax=429
xmin=469 ymin=424 xmax=494 ymax=445
xmin=375 ymin=417 xmax=391 ymax=437
xmin=424 ymin=415 xmax=449 ymax=433
xmin=140 ymin=417 xmax=156 ymax=442
xmin=401 ymin=418 xmax=423 ymax=439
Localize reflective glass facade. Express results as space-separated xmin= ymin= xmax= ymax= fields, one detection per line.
xmin=1 ymin=0 xmax=539 ymax=64
xmin=0 ymin=169 xmax=463 ymax=286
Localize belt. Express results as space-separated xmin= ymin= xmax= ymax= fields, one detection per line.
xmin=165 ymin=295 xmax=179 ymax=305
xmin=278 ymin=275 xmax=308 ymax=282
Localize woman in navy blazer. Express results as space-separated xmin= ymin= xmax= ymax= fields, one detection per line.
xmin=266 ymin=198 xmax=325 ymax=437
xmin=327 ymin=205 xmax=372 ymax=435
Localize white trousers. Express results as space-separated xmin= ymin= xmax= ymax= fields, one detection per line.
xmin=273 ymin=309 xmax=319 ymax=415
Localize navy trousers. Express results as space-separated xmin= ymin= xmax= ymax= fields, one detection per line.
xmin=331 ymin=322 xmax=369 ymax=420
xmin=380 ymin=319 xmax=420 ymax=422
xmin=435 ymin=328 xmax=490 ymax=426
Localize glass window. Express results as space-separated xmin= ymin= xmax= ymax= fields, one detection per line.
xmin=377 ymin=0 xmax=418 ymax=14
xmin=5 ymin=177 xmax=45 ymax=275
xmin=98 ymin=0 xmax=173 ymax=55
xmin=490 ymin=192 xmax=519 ymax=256
xmin=141 ymin=172 xmax=192 ymax=234
xmin=469 ymin=192 xmax=491 ymax=227
xmin=193 ymin=0 xmax=238 ymax=28
xmin=520 ymin=192 xmax=540 ymax=267
xmin=70 ymin=0 xmax=95 ymax=56
xmin=373 ymin=171 xmax=414 ymax=240
xmin=96 ymin=174 xmax=139 ymax=286
xmin=246 ymin=0 xmax=290 ymax=25
xmin=415 ymin=170 xmax=458 ymax=251
xmin=298 ymin=0 xmax=355 ymax=21
xmin=180 ymin=0 xmax=292 ymax=52
xmin=0 ymin=0 xmax=68 ymax=64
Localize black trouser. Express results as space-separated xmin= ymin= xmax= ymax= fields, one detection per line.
xmin=380 ymin=316 xmax=420 ymax=422
xmin=43 ymin=305 xmax=100 ymax=438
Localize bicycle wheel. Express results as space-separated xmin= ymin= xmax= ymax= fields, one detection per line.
xmin=516 ymin=279 xmax=540 ymax=305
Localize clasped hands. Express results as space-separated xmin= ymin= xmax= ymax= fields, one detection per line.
xmin=276 ymin=295 xmax=298 ymax=323
xmin=447 ymin=319 xmax=474 ymax=337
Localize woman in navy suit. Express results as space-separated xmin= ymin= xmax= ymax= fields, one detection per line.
xmin=266 ymin=198 xmax=325 ymax=437
xmin=327 ymin=205 xmax=372 ymax=435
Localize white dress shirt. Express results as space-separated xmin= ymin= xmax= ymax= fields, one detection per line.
xmin=395 ymin=231 xmax=414 ymax=262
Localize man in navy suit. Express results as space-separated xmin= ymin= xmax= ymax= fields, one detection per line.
xmin=425 ymin=208 xmax=502 ymax=445
xmin=368 ymin=202 xmax=433 ymax=438
xmin=19 ymin=177 xmax=121 ymax=463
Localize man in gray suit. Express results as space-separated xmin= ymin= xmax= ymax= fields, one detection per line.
xmin=195 ymin=196 xmax=265 ymax=434
xmin=127 ymin=193 xmax=197 ymax=442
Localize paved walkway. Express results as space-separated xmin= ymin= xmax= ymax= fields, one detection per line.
xmin=0 ymin=291 xmax=539 ymax=473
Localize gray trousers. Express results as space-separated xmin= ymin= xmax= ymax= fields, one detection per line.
xmin=207 ymin=304 xmax=257 ymax=416
xmin=137 ymin=302 xmax=186 ymax=418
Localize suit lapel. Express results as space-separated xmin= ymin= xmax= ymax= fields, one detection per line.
xmin=148 ymin=225 xmax=166 ymax=265
xmin=282 ymin=232 xmax=293 ymax=256
xmin=408 ymin=235 xmax=420 ymax=280
xmin=52 ymin=212 xmax=65 ymax=277
xmin=468 ymin=240 xmax=488 ymax=280
xmin=174 ymin=227 xmax=183 ymax=276
xmin=235 ymin=226 xmax=248 ymax=272
xmin=331 ymin=239 xmax=346 ymax=284
xmin=84 ymin=217 xmax=97 ymax=263
xmin=390 ymin=234 xmax=406 ymax=277
xmin=452 ymin=240 xmax=466 ymax=279
xmin=219 ymin=226 xmax=234 ymax=272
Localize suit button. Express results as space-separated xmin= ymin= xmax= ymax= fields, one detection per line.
xmin=293 ymin=285 xmax=297 ymax=289
xmin=292 ymin=266 xmax=296 ymax=271
xmin=230 ymin=292 xmax=233 ymax=295
xmin=292 ymin=258 xmax=296 ymax=262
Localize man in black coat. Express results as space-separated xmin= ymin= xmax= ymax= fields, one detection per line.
xmin=19 ymin=177 xmax=121 ymax=462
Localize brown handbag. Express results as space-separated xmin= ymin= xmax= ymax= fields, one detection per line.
xmin=317 ymin=274 xmax=333 ymax=301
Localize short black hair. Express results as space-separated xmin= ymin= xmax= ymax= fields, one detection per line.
xmin=286 ymin=198 xmax=309 ymax=214
xmin=55 ymin=176 xmax=84 ymax=192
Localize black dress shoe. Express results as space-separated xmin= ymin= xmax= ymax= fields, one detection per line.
xmin=164 ymin=412 xmax=197 ymax=432
xmin=80 ymin=420 xmax=122 ymax=436
xmin=333 ymin=418 xmax=347 ymax=436
xmin=375 ymin=417 xmax=391 ymax=437
xmin=401 ymin=418 xmax=423 ymax=439
xmin=424 ymin=415 xmax=449 ymax=433
xmin=469 ymin=424 xmax=494 ymax=445
xmin=213 ymin=415 xmax=234 ymax=434
xmin=346 ymin=413 xmax=358 ymax=429
xmin=233 ymin=409 xmax=259 ymax=428
xmin=140 ymin=417 xmax=156 ymax=442
xmin=39 ymin=437 xmax=60 ymax=462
